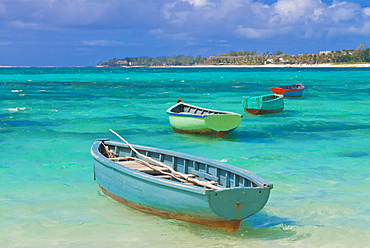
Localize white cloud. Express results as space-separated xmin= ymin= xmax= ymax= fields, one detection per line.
xmin=330 ymin=0 xmax=347 ymax=8
xmin=328 ymin=21 xmax=370 ymax=37
xmin=237 ymin=25 xmax=293 ymax=39
xmin=9 ymin=21 xmax=43 ymax=30
xmin=162 ymin=1 xmax=192 ymax=24
xmin=1 ymin=0 xmax=370 ymax=44
xmin=271 ymin=0 xmax=324 ymax=24
xmin=1 ymin=0 xmax=162 ymax=30
xmin=162 ymin=0 xmax=370 ymax=40
xmin=53 ymin=1 xmax=113 ymax=26
xmin=163 ymin=0 xmax=249 ymax=25
xmin=236 ymin=26 xmax=271 ymax=39
xmin=328 ymin=0 xmax=362 ymax=22
xmin=365 ymin=8 xmax=370 ymax=16
xmin=82 ymin=40 xmax=126 ymax=47
xmin=183 ymin=0 xmax=209 ymax=7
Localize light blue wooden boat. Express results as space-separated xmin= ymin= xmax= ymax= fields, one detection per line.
xmin=242 ymin=94 xmax=284 ymax=115
xmin=166 ymin=99 xmax=242 ymax=138
xmin=91 ymin=137 xmax=273 ymax=232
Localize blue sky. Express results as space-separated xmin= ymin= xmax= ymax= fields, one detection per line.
xmin=1 ymin=0 xmax=370 ymax=66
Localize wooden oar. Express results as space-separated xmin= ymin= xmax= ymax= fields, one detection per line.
xmin=109 ymin=129 xmax=221 ymax=190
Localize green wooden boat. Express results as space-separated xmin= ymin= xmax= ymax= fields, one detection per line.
xmin=242 ymin=94 xmax=284 ymax=115
xmin=166 ymin=99 xmax=242 ymax=138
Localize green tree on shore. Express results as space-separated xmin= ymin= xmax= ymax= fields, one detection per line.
xmin=99 ymin=46 xmax=370 ymax=67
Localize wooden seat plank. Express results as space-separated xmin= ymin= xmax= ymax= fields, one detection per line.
xmin=154 ymin=175 xmax=173 ymax=179
xmin=117 ymin=160 xmax=169 ymax=174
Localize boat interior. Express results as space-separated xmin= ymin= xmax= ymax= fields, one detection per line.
xmin=169 ymin=103 xmax=226 ymax=115
xmin=262 ymin=94 xmax=281 ymax=101
xmin=100 ymin=142 xmax=259 ymax=189
xmin=243 ymin=94 xmax=282 ymax=104
xmin=282 ymin=84 xmax=304 ymax=89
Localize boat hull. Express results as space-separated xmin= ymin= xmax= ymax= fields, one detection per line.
xmin=242 ymin=94 xmax=284 ymax=115
xmin=99 ymin=185 xmax=242 ymax=231
xmin=270 ymin=84 xmax=305 ymax=97
xmin=167 ymin=113 xmax=241 ymax=137
xmin=166 ymin=102 xmax=242 ymax=138
xmin=91 ymin=140 xmax=272 ymax=232
xmin=244 ymin=107 xmax=283 ymax=115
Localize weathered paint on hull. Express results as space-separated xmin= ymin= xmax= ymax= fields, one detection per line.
xmin=242 ymin=94 xmax=284 ymax=115
xmin=168 ymin=114 xmax=241 ymax=137
xmin=99 ymin=185 xmax=241 ymax=232
xmin=244 ymin=107 xmax=284 ymax=115
xmin=94 ymin=159 xmax=269 ymax=221
xmin=91 ymin=140 xmax=272 ymax=232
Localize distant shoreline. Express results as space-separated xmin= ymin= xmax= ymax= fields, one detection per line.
xmin=2 ymin=63 xmax=370 ymax=68
xmin=96 ymin=63 xmax=370 ymax=68
xmin=161 ymin=63 xmax=370 ymax=68
xmin=98 ymin=49 xmax=370 ymax=68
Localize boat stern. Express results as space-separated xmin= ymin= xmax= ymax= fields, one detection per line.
xmin=283 ymin=90 xmax=304 ymax=97
xmin=204 ymin=114 xmax=242 ymax=132
xmin=208 ymin=187 xmax=271 ymax=220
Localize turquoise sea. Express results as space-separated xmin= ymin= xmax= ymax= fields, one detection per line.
xmin=1 ymin=67 xmax=369 ymax=247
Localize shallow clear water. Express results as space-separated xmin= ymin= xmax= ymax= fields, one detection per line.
xmin=1 ymin=67 xmax=369 ymax=247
